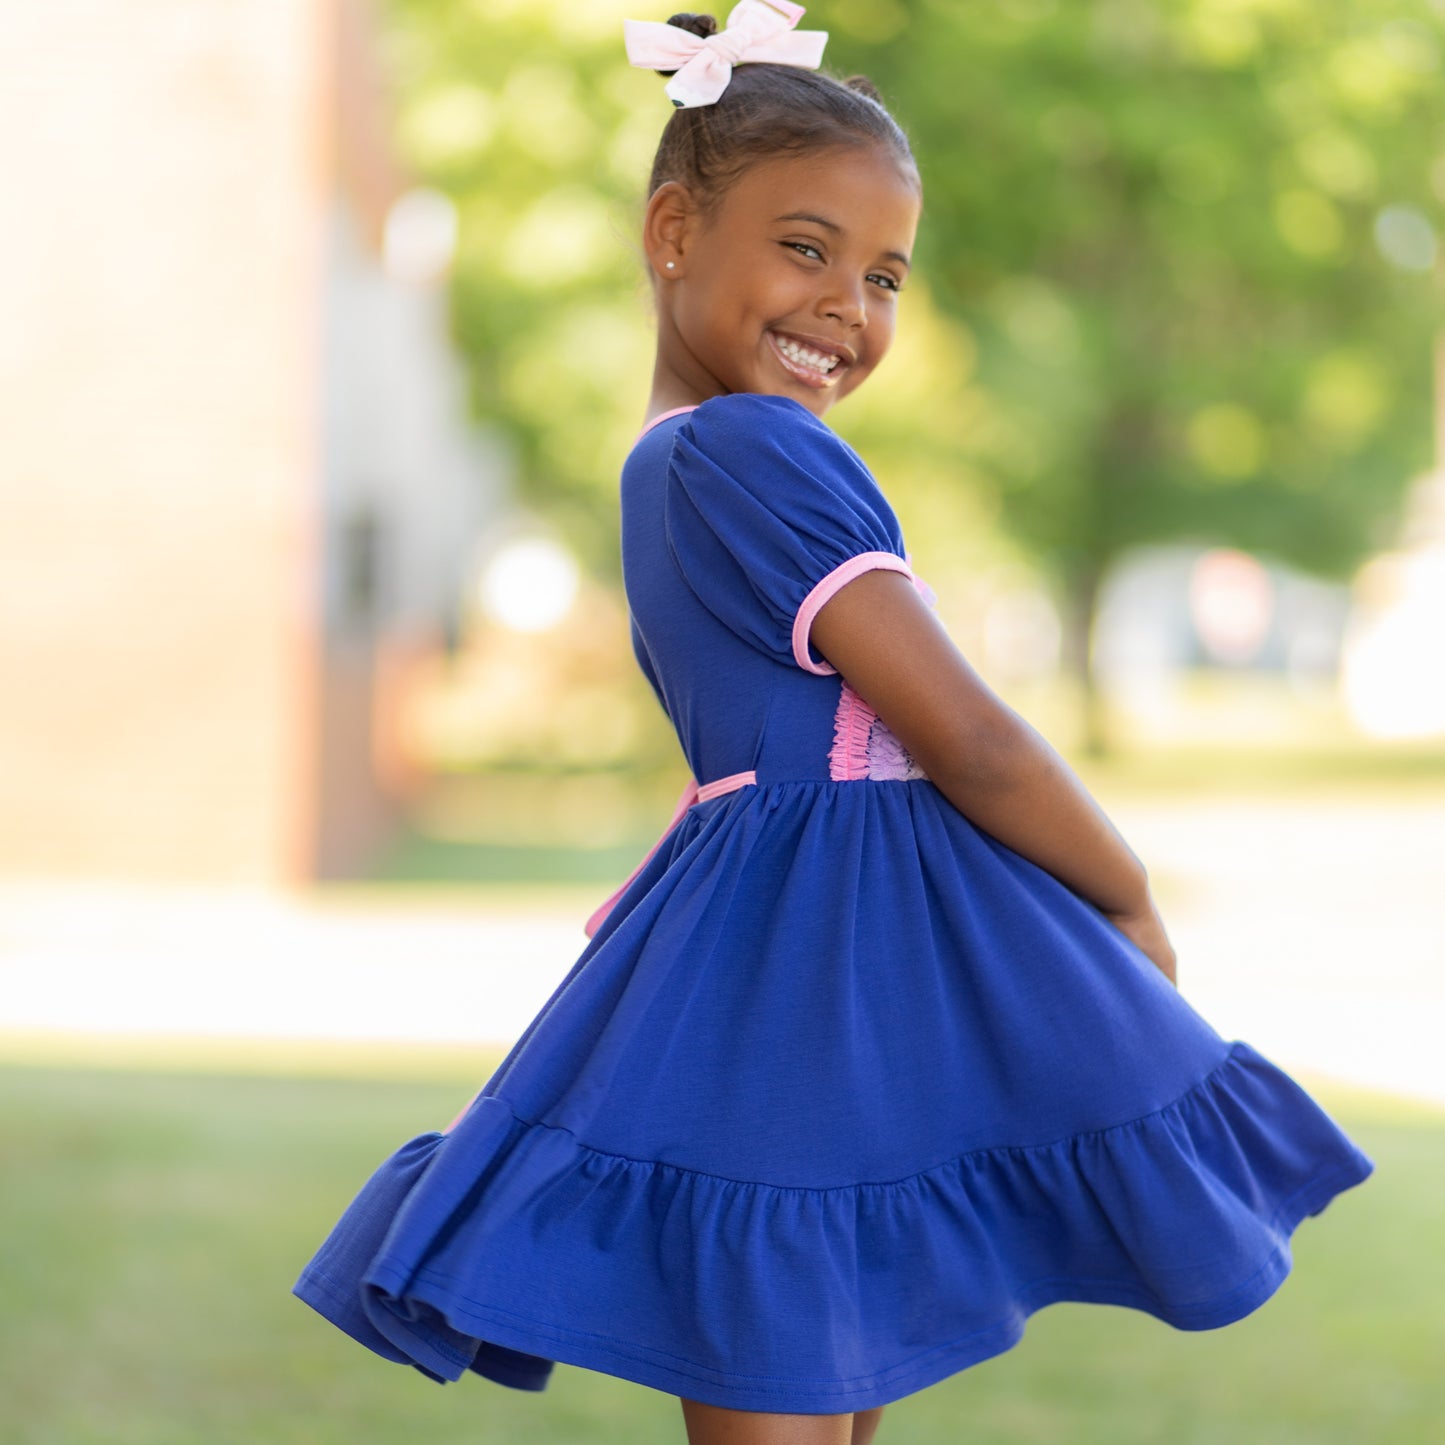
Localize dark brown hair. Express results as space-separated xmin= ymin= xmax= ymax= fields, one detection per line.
xmin=646 ymin=12 xmax=916 ymax=206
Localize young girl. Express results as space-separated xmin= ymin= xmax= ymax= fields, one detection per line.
xmin=293 ymin=7 xmax=1374 ymax=1441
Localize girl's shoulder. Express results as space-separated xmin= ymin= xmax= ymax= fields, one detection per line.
xmin=676 ymin=393 xmax=879 ymax=500
xmin=686 ymin=391 xmax=842 ymax=450
xmin=655 ymin=394 xmax=911 ymax=673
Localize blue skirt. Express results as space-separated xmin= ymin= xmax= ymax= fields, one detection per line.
xmin=293 ymin=780 xmax=1375 ymax=1413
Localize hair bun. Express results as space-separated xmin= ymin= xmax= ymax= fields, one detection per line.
xmin=653 ymin=12 xmax=718 ymax=73
xmin=844 ymin=74 xmax=884 ymax=104
xmin=666 ymin=12 xmax=718 ymax=39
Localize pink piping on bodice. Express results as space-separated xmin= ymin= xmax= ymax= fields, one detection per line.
xmin=633 ymin=405 xmax=699 ymax=443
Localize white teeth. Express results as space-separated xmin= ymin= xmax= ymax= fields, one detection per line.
xmin=775 ymin=335 xmax=839 ymax=373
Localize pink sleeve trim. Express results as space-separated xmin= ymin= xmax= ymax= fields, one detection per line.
xmin=792 ymin=551 xmax=914 ymax=674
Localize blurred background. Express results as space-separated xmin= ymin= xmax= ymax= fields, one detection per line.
xmin=1 ymin=1 xmax=1442 ymax=1441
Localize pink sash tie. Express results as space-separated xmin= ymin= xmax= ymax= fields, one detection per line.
xmin=583 ymin=770 xmax=757 ymax=937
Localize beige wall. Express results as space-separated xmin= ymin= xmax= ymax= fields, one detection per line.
xmin=0 ymin=2 xmax=331 ymax=883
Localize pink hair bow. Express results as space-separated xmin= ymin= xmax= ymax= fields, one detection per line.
xmin=624 ymin=0 xmax=828 ymax=109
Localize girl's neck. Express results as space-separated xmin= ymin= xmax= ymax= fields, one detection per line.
xmin=644 ymin=390 xmax=707 ymax=428
xmin=644 ymin=351 xmax=721 ymax=429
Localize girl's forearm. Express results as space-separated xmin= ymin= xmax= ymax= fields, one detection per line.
xmin=809 ymin=572 xmax=1155 ymax=917
xmin=929 ymin=711 xmax=1151 ymax=917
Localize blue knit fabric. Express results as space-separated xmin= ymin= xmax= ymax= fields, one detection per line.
xmin=293 ymin=393 xmax=1374 ymax=1413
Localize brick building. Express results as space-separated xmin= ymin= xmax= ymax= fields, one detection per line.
xmin=0 ymin=0 xmax=502 ymax=884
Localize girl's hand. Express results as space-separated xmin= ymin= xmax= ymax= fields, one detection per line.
xmin=1103 ymin=900 xmax=1178 ymax=986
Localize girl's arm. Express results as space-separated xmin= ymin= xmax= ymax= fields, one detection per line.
xmin=810 ymin=569 xmax=1177 ymax=984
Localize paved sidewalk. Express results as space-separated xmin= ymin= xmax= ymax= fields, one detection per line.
xmin=1111 ymin=796 xmax=1445 ymax=1109
xmin=0 ymin=882 xmax=590 ymax=1049
xmin=2 ymin=795 xmax=1442 ymax=1107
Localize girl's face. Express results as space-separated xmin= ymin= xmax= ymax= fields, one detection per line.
xmin=647 ymin=143 xmax=921 ymax=418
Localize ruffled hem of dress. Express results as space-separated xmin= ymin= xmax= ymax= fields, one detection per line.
xmin=292 ymin=1039 xmax=1374 ymax=1413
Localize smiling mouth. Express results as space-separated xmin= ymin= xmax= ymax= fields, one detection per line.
xmin=767 ymin=331 xmax=848 ymax=388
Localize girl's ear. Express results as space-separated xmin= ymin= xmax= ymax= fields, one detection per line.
xmin=643 ymin=181 xmax=695 ymax=280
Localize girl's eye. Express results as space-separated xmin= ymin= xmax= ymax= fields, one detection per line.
xmin=783 ymin=243 xmax=902 ymax=293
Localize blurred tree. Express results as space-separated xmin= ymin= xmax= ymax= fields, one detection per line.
xmin=848 ymin=0 xmax=1445 ymax=748
xmin=376 ymin=0 xmax=661 ymax=572
xmin=378 ymin=0 xmax=1443 ymax=753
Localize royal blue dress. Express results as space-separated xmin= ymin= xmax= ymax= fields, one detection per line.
xmin=293 ymin=393 xmax=1374 ymax=1414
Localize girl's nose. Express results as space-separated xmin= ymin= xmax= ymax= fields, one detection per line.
xmin=821 ymin=279 xmax=867 ymax=330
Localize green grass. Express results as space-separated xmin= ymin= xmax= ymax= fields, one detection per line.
xmin=364 ymin=832 xmax=669 ymax=886
xmin=1072 ymin=741 xmax=1445 ymax=801
xmin=356 ymin=744 xmax=1445 ymax=887
xmin=0 ymin=1054 xmax=1438 ymax=1445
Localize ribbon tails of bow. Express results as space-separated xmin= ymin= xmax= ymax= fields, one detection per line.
xmin=624 ymin=0 xmax=829 ymax=109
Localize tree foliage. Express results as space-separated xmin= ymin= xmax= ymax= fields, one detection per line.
xmin=378 ymin=0 xmax=1445 ymax=746
xmin=843 ymin=0 xmax=1444 ymax=736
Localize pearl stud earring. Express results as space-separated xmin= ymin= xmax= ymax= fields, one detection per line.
xmin=665 ymin=261 xmax=675 ymax=270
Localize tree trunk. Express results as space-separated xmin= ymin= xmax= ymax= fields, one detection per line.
xmin=1059 ymin=559 xmax=1107 ymax=757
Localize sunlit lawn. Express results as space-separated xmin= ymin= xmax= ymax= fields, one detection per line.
xmin=367 ymin=703 xmax=1445 ymax=888
xmin=5 ymin=715 xmax=1442 ymax=1442
xmin=1 ymin=1051 xmax=1439 ymax=1445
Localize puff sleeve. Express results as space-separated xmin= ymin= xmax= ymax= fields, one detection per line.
xmin=663 ymin=394 xmax=913 ymax=673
